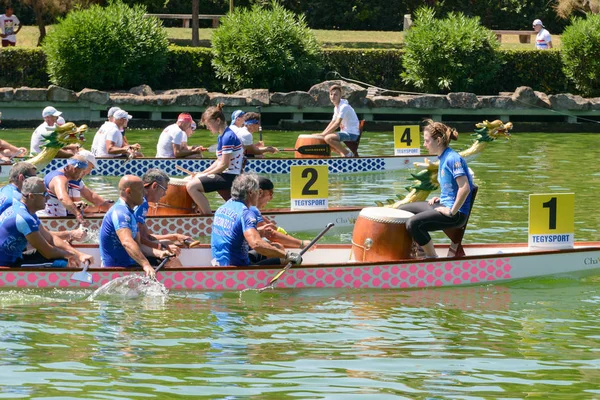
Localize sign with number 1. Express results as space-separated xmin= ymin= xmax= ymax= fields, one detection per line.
xmin=394 ymin=125 xmax=420 ymax=155
xmin=290 ymin=165 xmax=328 ymax=210
xmin=529 ymin=193 xmax=574 ymax=249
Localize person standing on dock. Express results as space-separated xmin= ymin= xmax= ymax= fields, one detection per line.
xmin=533 ymin=19 xmax=552 ymax=50
xmin=317 ymin=85 xmax=360 ymax=157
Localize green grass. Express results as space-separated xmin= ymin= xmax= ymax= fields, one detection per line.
xmin=15 ymin=25 xmax=561 ymax=50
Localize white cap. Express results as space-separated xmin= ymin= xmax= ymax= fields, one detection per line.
xmin=113 ymin=109 xmax=132 ymax=120
xmin=533 ymin=19 xmax=544 ymax=27
xmin=42 ymin=106 xmax=62 ymax=118
xmin=107 ymin=107 xmax=121 ymax=118
xmin=56 ymin=116 xmax=65 ymax=126
xmin=77 ymin=149 xmax=98 ymax=169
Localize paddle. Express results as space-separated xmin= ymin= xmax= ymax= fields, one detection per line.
xmin=257 ymin=106 xmax=263 ymax=142
xmin=71 ymin=261 xmax=93 ymax=284
xmin=259 ymin=222 xmax=335 ymax=291
xmin=278 ymin=144 xmax=330 ymax=156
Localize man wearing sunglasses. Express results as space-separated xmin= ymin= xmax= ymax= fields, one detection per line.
xmin=0 ymin=161 xmax=37 ymax=215
xmin=0 ymin=177 xmax=94 ymax=268
xmin=132 ymin=169 xmax=189 ymax=267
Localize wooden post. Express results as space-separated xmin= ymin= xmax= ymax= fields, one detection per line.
xmin=192 ymin=0 xmax=199 ymax=47
xmin=403 ymin=14 xmax=412 ymax=31
xmin=230 ymin=0 xmax=233 ymax=13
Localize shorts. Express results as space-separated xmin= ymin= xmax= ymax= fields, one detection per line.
xmin=1 ymin=40 xmax=16 ymax=47
xmin=338 ymin=132 xmax=359 ymax=142
xmin=10 ymin=252 xmax=68 ymax=268
xmin=199 ymin=173 xmax=237 ymax=193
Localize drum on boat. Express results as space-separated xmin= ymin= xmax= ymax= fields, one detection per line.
xmin=294 ymin=134 xmax=330 ymax=159
xmin=350 ymin=207 xmax=414 ymax=262
xmin=147 ymin=177 xmax=195 ymax=216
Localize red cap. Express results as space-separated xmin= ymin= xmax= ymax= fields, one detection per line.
xmin=177 ymin=113 xmax=193 ymax=122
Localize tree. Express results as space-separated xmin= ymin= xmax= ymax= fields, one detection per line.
xmin=555 ymin=0 xmax=600 ymax=18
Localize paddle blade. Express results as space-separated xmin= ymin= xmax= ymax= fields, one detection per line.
xmin=268 ymin=262 xmax=292 ymax=286
xmin=71 ymin=269 xmax=93 ymax=284
xmin=295 ymin=144 xmax=331 ymax=156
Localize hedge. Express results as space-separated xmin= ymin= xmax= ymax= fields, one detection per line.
xmin=0 ymin=46 xmax=571 ymax=95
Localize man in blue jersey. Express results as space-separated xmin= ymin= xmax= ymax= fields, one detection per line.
xmin=99 ymin=175 xmax=172 ymax=278
xmin=133 ymin=169 xmax=190 ymax=268
xmin=211 ymin=173 xmax=301 ymax=267
xmin=0 ymin=177 xmax=94 ymax=267
xmin=0 ymin=161 xmax=37 ymax=215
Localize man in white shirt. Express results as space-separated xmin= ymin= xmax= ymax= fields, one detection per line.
xmin=0 ymin=6 xmax=21 ymax=47
xmin=92 ymin=109 xmax=142 ymax=158
xmin=317 ymin=85 xmax=361 ymax=157
xmin=533 ymin=19 xmax=552 ymax=50
xmin=30 ymin=106 xmax=79 ymax=157
xmin=156 ymin=113 xmax=203 ymax=158
xmin=229 ymin=110 xmax=245 ymax=134
xmin=240 ymin=112 xmax=278 ymax=158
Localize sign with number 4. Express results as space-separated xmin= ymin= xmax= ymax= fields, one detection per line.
xmin=290 ymin=165 xmax=328 ymax=210
xmin=394 ymin=125 xmax=421 ymax=156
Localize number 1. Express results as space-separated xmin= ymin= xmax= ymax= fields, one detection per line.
xmin=543 ymin=197 xmax=557 ymax=230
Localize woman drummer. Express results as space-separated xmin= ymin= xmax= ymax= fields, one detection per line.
xmin=398 ymin=120 xmax=473 ymax=258
xmin=186 ymin=103 xmax=244 ymax=214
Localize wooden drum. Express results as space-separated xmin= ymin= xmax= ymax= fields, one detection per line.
xmin=148 ymin=177 xmax=195 ymax=216
xmin=350 ymin=207 xmax=414 ymax=262
xmin=294 ymin=134 xmax=330 ymax=159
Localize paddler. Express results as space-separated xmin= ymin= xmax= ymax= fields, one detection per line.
xmin=91 ymin=109 xmax=142 ymax=158
xmin=211 ymin=173 xmax=301 ymax=267
xmin=239 ymin=112 xmax=278 ymax=158
xmin=0 ymin=176 xmax=94 ymax=268
xmin=155 ymin=113 xmax=203 ymax=159
xmin=99 ymin=175 xmax=172 ymax=278
xmin=315 ymin=84 xmax=360 ymax=157
xmin=0 ymin=139 xmax=27 ymax=162
xmin=30 ymin=106 xmax=80 ymax=157
xmin=132 ymin=169 xmax=190 ymax=268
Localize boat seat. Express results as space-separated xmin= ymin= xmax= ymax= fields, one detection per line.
xmin=443 ymin=185 xmax=478 ymax=257
xmin=344 ymin=120 xmax=364 ymax=157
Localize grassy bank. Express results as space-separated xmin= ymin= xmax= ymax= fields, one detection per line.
xmin=14 ymin=25 xmax=561 ymax=50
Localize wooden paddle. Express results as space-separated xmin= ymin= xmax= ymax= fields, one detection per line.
xmin=175 ymin=165 xmax=195 ymax=175
xmin=259 ymin=222 xmax=335 ymax=291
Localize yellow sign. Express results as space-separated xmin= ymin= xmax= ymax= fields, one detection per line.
xmin=528 ymin=193 xmax=574 ymax=248
xmin=290 ymin=165 xmax=328 ymax=210
xmin=394 ymin=125 xmax=421 ymax=155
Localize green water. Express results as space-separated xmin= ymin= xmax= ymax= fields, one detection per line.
xmin=0 ymin=127 xmax=599 ymax=398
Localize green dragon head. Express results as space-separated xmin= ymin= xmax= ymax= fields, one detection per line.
xmin=40 ymin=122 xmax=88 ymax=150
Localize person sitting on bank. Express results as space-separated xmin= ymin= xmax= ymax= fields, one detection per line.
xmin=186 ymin=103 xmax=245 ymax=215
xmin=238 ymin=112 xmax=278 ymax=158
xmin=156 ymin=113 xmax=203 ymax=158
xmin=317 ymin=85 xmax=360 ymax=157
xmin=99 ymin=175 xmax=172 ymax=278
xmin=30 ymin=106 xmax=80 ymax=157
xmin=211 ymin=173 xmax=301 ymax=267
xmin=397 ymin=120 xmax=473 ymax=258
xmin=91 ymin=109 xmax=142 ymax=158
xmin=0 ymin=162 xmax=37 ymax=215
xmin=133 ymin=169 xmax=191 ymax=268
xmin=0 ymin=177 xmax=94 ymax=268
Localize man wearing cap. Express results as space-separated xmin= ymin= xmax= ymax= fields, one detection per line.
xmin=30 ymin=106 xmax=79 ymax=157
xmin=92 ymin=109 xmax=142 ymax=158
xmin=0 ymin=177 xmax=94 ymax=268
xmin=69 ymin=150 xmax=114 ymax=213
xmin=92 ymin=106 xmax=119 ymax=156
xmin=156 ymin=113 xmax=203 ymax=158
xmin=229 ymin=110 xmax=245 ymax=134
xmin=533 ymin=19 xmax=552 ymax=50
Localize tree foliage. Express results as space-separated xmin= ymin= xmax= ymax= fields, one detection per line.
xmin=42 ymin=0 xmax=169 ymax=90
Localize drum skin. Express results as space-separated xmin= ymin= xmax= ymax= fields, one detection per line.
xmin=148 ymin=180 xmax=195 ymax=216
xmin=351 ymin=208 xmax=414 ymax=262
xmin=295 ymin=134 xmax=329 ymax=159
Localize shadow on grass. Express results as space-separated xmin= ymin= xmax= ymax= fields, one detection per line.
xmin=169 ymin=38 xmax=404 ymax=50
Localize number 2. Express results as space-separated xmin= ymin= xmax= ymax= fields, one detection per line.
xmin=301 ymin=168 xmax=318 ymax=195
xmin=543 ymin=197 xmax=557 ymax=230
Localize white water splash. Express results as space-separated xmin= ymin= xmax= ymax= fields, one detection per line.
xmin=87 ymin=275 xmax=168 ymax=301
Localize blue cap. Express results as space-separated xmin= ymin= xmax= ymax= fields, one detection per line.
xmin=231 ymin=110 xmax=245 ymax=121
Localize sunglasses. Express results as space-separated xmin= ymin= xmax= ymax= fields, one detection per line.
xmin=30 ymin=191 xmax=50 ymax=198
xmin=144 ymin=182 xmax=167 ymax=191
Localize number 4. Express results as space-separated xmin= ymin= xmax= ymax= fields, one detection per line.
xmin=400 ymin=128 xmax=412 ymax=146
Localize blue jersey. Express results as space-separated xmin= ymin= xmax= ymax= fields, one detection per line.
xmin=438 ymin=147 xmax=473 ymax=215
xmin=0 ymin=183 xmax=21 ymax=215
xmin=249 ymin=206 xmax=264 ymax=224
xmin=99 ymin=198 xmax=139 ymax=267
xmin=0 ymin=200 xmax=41 ymax=265
xmin=134 ymin=197 xmax=149 ymax=225
xmin=211 ymin=199 xmax=258 ymax=266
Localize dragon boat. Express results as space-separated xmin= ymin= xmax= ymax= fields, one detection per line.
xmin=2 ymin=242 xmax=599 ymax=291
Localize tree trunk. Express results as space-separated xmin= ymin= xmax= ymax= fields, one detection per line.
xmin=32 ymin=0 xmax=47 ymax=46
xmin=192 ymin=0 xmax=199 ymax=47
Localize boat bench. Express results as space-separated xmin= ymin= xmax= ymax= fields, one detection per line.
xmin=344 ymin=120 xmax=365 ymax=157
xmin=443 ymin=185 xmax=478 ymax=257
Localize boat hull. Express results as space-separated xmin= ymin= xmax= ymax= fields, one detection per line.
xmin=2 ymin=243 xmax=600 ymax=291
xmin=42 ymin=207 xmax=361 ymax=236
xmin=36 ymin=155 xmax=425 ymax=176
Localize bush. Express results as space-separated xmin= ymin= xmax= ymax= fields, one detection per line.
xmin=401 ymin=7 xmax=501 ymax=94
xmin=0 ymin=48 xmax=49 ymax=88
xmin=561 ymin=14 xmax=600 ymax=97
xmin=211 ymin=1 xmax=323 ymax=92
xmin=158 ymin=46 xmax=220 ymax=91
xmin=42 ymin=0 xmax=169 ymax=91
